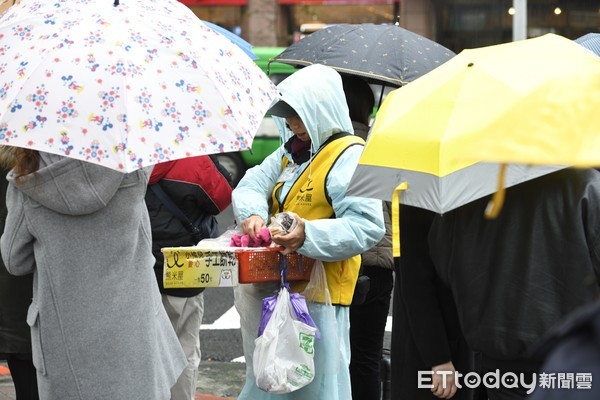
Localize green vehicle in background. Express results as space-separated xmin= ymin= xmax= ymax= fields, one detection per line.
xmin=214 ymin=47 xmax=297 ymax=186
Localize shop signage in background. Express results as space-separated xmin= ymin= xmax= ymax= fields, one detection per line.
xmin=162 ymin=247 xmax=239 ymax=288
xmin=178 ymin=0 xmax=247 ymax=5
xmin=278 ymin=0 xmax=398 ymax=4
xmin=179 ymin=0 xmax=397 ymax=4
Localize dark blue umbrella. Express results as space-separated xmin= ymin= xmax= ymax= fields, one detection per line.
xmin=203 ymin=20 xmax=258 ymax=60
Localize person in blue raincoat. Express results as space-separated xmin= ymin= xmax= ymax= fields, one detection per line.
xmin=232 ymin=64 xmax=385 ymax=400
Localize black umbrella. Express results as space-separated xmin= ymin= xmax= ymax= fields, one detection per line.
xmin=270 ymin=23 xmax=455 ymax=88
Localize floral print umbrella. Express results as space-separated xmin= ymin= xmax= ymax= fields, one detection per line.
xmin=0 ymin=0 xmax=278 ymax=172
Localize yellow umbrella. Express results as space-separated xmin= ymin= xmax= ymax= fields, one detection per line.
xmin=347 ymin=33 xmax=600 ymax=256
xmin=459 ymin=42 xmax=600 ymax=168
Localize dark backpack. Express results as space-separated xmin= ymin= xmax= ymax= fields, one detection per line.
xmin=150 ymin=183 xmax=218 ymax=243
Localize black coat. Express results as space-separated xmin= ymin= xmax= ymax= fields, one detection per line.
xmin=529 ymin=299 xmax=600 ymax=399
xmin=0 ymin=167 xmax=34 ymax=357
xmin=392 ymin=205 xmax=480 ymax=399
xmin=430 ymin=168 xmax=600 ymax=361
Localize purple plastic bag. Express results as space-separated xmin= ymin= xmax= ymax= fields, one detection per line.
xmin=290 ymin=292 xmax=320 ymax=339
xmin=257 ymin=287 xmax=320 ymax=339
xmin=257 ymin=292 xmax=278 ymax=338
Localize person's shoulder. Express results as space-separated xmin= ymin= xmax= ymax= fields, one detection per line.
xmin=559 ymin=168 xmax=600 ymax=191
xmin=532 ymin=300 xmax=600 ymax=360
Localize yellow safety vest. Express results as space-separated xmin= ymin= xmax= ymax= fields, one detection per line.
xmin=271 ymin=133 xmax=364 ymax=305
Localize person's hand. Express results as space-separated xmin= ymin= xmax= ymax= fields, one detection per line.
xmin=271 ymin=212 xmax=305 ymax=255
xmin=431 ymin=361 xmax=458 ymax=399
xmin=240 ymin=215 xmax=266 ymax=239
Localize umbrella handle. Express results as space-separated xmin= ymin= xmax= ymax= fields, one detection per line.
xmin=485 ymin=164 xmax=507 ymax=219
xmin=392 ymin=182 xmax=408 ymax=258
xmin=377 ymin=82 xmax=386 ymax=110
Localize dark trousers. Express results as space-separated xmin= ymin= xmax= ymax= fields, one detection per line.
xmin=481 ymin=356 xmax=541 ymax=400
xmin=350 ymin=265 xmax=394 ymax=400
xmin=390 ymin=263 xmax=483 ymax=400
xmin=7 ymin=354 xmax=39 ymax=400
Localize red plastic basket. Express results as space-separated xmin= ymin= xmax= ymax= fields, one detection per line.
xmin=236 ymin=247 xmax=315 ymax=283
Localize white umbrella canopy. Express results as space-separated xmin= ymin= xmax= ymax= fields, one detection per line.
xmin=349 ymin=162 xmax=565 ymax=215
xmin=0 ymin=0 xmax=278 ymax=172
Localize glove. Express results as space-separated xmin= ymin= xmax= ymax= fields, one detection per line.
xmin=230 ymin=228 xmax=272 ymax=247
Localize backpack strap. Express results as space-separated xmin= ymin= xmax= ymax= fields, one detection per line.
xmin=150 ymin=183 xmax=198 ymax=236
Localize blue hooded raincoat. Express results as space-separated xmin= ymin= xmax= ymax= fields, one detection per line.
xmin=232 ymin=64 xmax=385 ymax=399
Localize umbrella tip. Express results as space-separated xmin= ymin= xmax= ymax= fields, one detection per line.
xmin=114 ymin=0 xmax=119 ymax=6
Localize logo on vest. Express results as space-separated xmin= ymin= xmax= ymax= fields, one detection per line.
xmin=296 ymin=178 xmax=314 ymax=206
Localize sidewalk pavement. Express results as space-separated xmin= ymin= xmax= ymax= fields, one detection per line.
xmin=0 ymin=360 xmax=245 ymax=399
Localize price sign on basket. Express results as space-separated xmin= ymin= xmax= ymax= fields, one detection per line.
xmin=162 ymin=247 xmax=239 ymax=288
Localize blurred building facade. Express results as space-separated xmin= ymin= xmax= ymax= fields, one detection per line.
xmin=1 ymin=1 xmax=598 ymax=52
xmin=182 ymin=0 xmax=599 ymax=53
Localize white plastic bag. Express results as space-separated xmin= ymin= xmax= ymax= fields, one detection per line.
xmin=301 ymin=260 xmax=340 ymax=375
xmin=253 ymin=285 xmax=317 ymax=393
xmin=197 ymin=227 xmax=240 ymax=248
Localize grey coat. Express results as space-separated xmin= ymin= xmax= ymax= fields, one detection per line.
xmin=1 ymin=153 xmax=186 ymax=400
xmin=361 ymin=201 xmax=393 ymax=269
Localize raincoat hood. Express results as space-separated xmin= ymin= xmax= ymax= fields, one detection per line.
xmin=6 ymin=152 xmax=142 ymax=216
xmin=271 ymin=64 xmax=354 ymax=157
